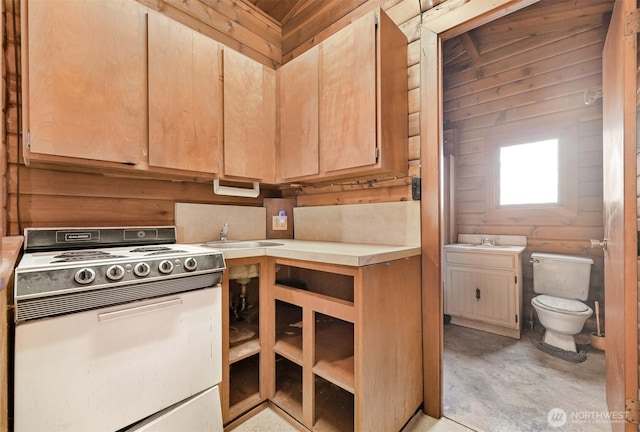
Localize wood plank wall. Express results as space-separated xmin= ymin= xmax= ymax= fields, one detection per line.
xmin=3 ymin=1 xmax=611 ymax=327
xmin=443 ymin=0 xmax=612 ymax=332
xmin=3 ymin=0 xmax=281 ymax=237
xmin=3 ymin=0 xmax=426 ymax=234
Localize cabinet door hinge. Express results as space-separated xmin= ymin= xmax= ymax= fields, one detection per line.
xmin=515 ymin=314 xmax=518 ymax=324
xmin=625 ymin=9 xmax=640 ymax=35
xmin=24 ymin=131 xmax=30 ymax=149
xmin=626 ymin=399 xmax=640 ymax=424
xmin=514 ymin=275 xmax=517 ymax=284
xmin=375 ymin=146 xmax=380 ymax=162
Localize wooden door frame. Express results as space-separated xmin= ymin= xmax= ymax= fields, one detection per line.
xmin=601 ymin=1 xmax=639 ymax=430
xmin=418 ymin=0 xmax=541 ymax=418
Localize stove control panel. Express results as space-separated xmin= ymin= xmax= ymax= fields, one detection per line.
xmin=16 ymin=253 xmax=225 ymax=300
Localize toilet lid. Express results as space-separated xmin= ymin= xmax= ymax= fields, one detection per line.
xmin=535 ymin=295 xmax=589 ymax=313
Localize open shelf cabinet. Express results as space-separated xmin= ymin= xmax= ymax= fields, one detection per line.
xmin=222 ymin=257 xmax=273 ymax=424
xmin=265 ymin=256 xmax=422 ymax=432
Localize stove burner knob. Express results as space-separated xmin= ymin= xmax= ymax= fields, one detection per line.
xmin=134 ymin=262 xmax=151 ymax=277
xmin=158 ymin=260 xmax=174 ymax=274
xmin=106 ymin=265 xmax=125 ymax=281
xmin=184 ymin=257 xmax=198 ymax=272
xmin=74 ymin=268 xmax=96 ymax=285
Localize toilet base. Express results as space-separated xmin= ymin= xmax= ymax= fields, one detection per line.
xmin=543 ymin=329 xmax=577 ymax=352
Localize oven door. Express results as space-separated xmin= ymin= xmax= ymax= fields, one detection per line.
xmin=14 ymin=286 xmax=222 ymax=432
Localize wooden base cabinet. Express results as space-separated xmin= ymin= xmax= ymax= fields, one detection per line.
xmin=222 ymin=258 xmax=272 ymax=423
xmin=265 ymin=256 xmax=422 ymax=432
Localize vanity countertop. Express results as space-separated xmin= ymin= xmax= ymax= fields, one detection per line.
xmin=444 ymin=243 xmax=526 ymax=254
xmin=200 ymin=239 xmax=421 ymax=267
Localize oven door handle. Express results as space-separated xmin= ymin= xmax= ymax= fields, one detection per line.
xmin=97 ymin=298 xmax=183 ymax=322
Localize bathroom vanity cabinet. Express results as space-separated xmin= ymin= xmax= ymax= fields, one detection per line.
xmin=265 ymin=256 xmax=422 ymax=432
xmin=444 ymin=245 xmax=525 ymax=339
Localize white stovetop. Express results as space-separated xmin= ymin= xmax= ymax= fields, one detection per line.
xmin=17 ymin=243 xmax=217 ymax=269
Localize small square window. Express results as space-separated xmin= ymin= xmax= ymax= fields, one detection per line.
xmin=499 ymin=139 xmax=559 ymax=206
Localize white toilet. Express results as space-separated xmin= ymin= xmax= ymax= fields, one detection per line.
xmin=530 ymin=252 xmax=594 ymax=352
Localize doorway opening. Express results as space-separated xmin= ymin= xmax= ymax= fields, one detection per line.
xmin=437 ymin=0 xmax=613 ymax=430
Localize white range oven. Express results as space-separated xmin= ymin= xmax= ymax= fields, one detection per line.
xmin=12 ymin=226 xmax=225 ymax=432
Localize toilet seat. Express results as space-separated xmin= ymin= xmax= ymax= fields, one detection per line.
xmin=532 ymin=295 xmax=590 ymax=314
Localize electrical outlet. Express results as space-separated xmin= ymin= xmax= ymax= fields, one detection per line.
xmin=272 ymin=216 xmax=287 ymax=231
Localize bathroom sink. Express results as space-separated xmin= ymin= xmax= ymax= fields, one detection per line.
xmin=446 ymin=243 xmax=525 ymax=252
xmin=203 ymin=240 xmax=284 ymax=249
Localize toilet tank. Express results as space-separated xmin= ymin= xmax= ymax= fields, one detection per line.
xmin=532 ymin=252 xmax=594 ymax=300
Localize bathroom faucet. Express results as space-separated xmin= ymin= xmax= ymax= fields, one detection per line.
xmin=481 ymin=237 xmax=494 ymax=246
xmin=220 ymin=223 xmax=229 ymax=241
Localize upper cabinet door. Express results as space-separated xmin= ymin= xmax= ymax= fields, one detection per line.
xmin=278 ymin=46 xmax=319 ymax=182
xmin=223 ymin=48 xmax=276 ymax=183
xmin=320 ymin=12 xmax=377 ymax=173
xmin=148 ymin=12 xmax=222 ymax=174
xmin=25 ymin=0 xmax=146 ymax=164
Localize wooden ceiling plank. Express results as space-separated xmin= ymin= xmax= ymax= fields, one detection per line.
xmin=137 ymin=0 xmax=279 ymax=66
xmin=480 ymin=16 xmax=603 ymax=48
xmin=459 ymin=32 xmax=480 ymax=60
xmin=489 ymin=0 xmax=614 ymax=26
xmin=422 ymin=0 xmax=541 ymax=39
xmin=282 ymin=2 xmax=373 ymax=61
xmin=478 ymin=8 xmax=608 ymax=43
xmin=282 ymin=0 xmax=369 ymax=54
xmin=150 ymin=0 xmax=281 ymax=63
xmin=201 ymin=0 xmax=282 ymax=40
xmin=280 ymin=0 xmax=310 ymax=26
xmin=446 ymin=26 xmax=604 ymax=89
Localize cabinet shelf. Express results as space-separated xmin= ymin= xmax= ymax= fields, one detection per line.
xmin=275 ymin=300 xmax=303 ymax=365
xmin=274 ymin=332 xmax=303 ymax=365
xmin=314 ymin=375 xmax=354 ymax=432
xmin=273 ymin=355 xmax=303 ymax=421
xmin=314 ymin=315 xmax=354 ymax=393
xmin=229 ymin=354 xmax=261 ymax=411
xmin=229 ymin=339 xmax=261 ymax=364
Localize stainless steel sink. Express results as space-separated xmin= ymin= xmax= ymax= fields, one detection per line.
xmin=203 ymin=240 xmax=284 ymax=249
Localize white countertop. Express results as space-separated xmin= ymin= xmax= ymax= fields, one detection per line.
xmin=199 ymin=239 xmax=421 ymax=267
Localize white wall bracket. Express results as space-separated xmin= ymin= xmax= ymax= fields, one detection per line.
xmin=213 ymin=179 xmax=260 ymax=198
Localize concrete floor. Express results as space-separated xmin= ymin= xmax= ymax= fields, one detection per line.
xmin=443 ymin=324 xmax=610 ymax=432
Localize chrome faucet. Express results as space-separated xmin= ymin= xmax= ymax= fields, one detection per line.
xmin=481 ymin=237 xmax=494 ymax=246
xmin=220 ymin=223 xmax=229 ymax=241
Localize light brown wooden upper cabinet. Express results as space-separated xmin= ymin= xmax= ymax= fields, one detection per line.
xmin=23 ymin=0 xmax=147 ymax=166
xmin=321 ymin=9 xmax=408 ymax=179
xmin=277 ymin=8 xmax=408 ymax=183
xmin=223 ymin=48 xmax=276 ymax=183
xmin=147 ymin=12 xmax=222 ymax=175
xmin=277 ymin=46 xmax=320 ymax=182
